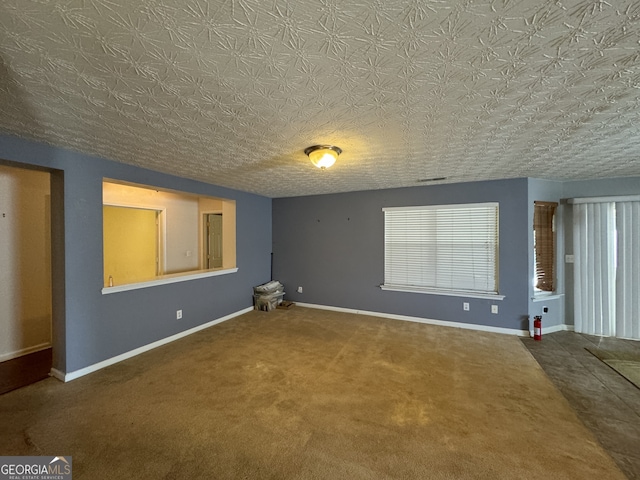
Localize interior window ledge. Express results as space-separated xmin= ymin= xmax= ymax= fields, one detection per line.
xmin=380 ymin=284 xmax=505 ymax=300
xmin=532 ymin=293 xmax=564 ymax=301
xmin=102 ymin=268 xmax=239 ymax=294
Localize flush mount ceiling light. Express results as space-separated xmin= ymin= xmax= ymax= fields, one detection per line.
xmin=304 ymin=145 xmax=342 ymax=169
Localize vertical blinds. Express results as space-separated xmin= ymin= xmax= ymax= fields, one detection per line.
xmin=573 ymin=200 xmax=640 ymax=339
xmin=615 ymin=201 xmax=640 ymax=340
xmin=533 ymin=201 xmax=557 ymax=292
xmin=573 ymin=202 xmax=616 ymax=337
xmin=383 ymin=203 xmax=499 ymax=294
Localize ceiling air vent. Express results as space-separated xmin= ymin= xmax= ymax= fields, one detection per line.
xmin=417 ymin=177 xmax=447 ymax=183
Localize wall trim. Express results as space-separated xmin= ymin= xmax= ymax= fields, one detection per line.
xmin=296 ymin=302 xmax=530 ymax=336
xmin=53 ymin=306 xmax=253 ymax=382
xmin=50 ymin=368 xmax=65 ymax=382
xmin=543 ymin=323 xmax=574 ymax=334
xmin=525 ymin=323 xmax=574 ymax=337
xmin=568 ymin=194 xmax=640 ymax=204
xmin=531 ymin=294 xmax=564 ymax=302
xmin=102 ymin=267 xmax=239 ymax=295
xmin=380 ymin=284 xmax=505 ymax=301
xmin=0 ymin=342 xmax=52 ymax=363
xmin=49 ymin=305 xmax=577 ymax=383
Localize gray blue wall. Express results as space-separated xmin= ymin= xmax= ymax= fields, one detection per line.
xmin=4 ymin=129 xmax=636 ymax=374
xmin=273 ymin=178 xmax=532 ymax=331
xmin=0 ymin=134 xmax=272 ymax=374
xmin=272 ymin=175 xmax=640 ymax=333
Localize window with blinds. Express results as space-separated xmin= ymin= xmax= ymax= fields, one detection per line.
xmin=533 ymin=201 xmax=557 ymax=293
xmin=382 ymin=203 xmax=499 ymax=296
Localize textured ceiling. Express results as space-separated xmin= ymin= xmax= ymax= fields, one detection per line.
xmin=1 ymin=0 xmax=639 ymax=198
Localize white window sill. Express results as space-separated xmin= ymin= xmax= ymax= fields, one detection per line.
xmin=102 ymin=267 xmax=238 ymax=294
xmin=531 ymin=293 xmax=564 ymax=301
xmin=380 ymin=284 xmax=505 ymax=300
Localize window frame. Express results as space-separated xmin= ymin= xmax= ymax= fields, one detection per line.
xmin=101 ymin=179 xmax=237 ymax=294
xmin=381 ymin=202 xmax=504 ymax=300
xmin=533 ymin=201 xmax=557 ymax=295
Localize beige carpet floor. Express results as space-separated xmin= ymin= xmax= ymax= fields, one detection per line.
xmin=0 ymin=307 xmax=626 ymax=479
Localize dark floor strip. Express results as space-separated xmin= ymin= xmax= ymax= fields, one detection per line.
xmin=0 ymin=348 xmax=52 ymax=395
xmin=522 ymin=332 xmax=640 ymax=479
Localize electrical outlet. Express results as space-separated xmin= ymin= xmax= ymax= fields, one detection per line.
xmin=297 ymin=286 xmax=303 ymax=293
xmin=463 ymin=302 xmax=469 ymax=311
xmin=543 ymin=306 xmax=548 ymax=314
xmin=491 ymin=305 xmax=498 ymax=314
xmin=176 ymin=309 xmax=182 ymax=320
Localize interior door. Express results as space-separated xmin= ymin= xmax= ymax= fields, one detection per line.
xmin=205 ymin=213 xmax=223 ymax=269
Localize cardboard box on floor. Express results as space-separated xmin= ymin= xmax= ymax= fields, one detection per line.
xmin=276 ymin=301 xmax=295 ymax=310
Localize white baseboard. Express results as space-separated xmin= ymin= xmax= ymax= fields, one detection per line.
xmin=50 ymin=368 xmax=65 ymax=382
xmin=296 ymin=303 xmax=531 ymax=336
xmin=0 ymin=342 xmax=51 ymax=363
xmin=51 ymin=306 xmax=577 ymax=382
xmin=55 ymin=307 xmax=253 ymax=383
xmin=528 ymin=323 xmax=574 ymax=336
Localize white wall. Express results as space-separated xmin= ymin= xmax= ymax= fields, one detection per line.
xmin=0 ymin=165 xmax=52 ymax=361
xmin=527 ymin=178 xmax=565 ymax=332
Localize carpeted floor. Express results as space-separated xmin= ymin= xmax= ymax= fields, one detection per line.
xmin=0 ymin=308 xmax=626 ymax=479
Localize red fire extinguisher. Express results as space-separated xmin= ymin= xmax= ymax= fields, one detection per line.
xmin=533 ymin=316 xmax=542 ymax=341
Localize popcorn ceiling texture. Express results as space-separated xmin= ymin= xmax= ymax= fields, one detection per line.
xmin=0 ymin=0 xmax=639 ymax=197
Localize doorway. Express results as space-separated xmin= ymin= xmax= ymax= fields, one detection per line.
xmin=0 ymin=164 xmax=53 ymax=394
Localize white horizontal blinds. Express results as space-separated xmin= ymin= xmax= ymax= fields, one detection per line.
xmin=573 ymin=202 xmax=616 ymax=336
xmin=615 ymin=202 xmax=640 ymax=340
xmin=384 ymin=208 xmax=437 ymax=289
xmin=384 ymin=203 xmax=499 ymax=294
